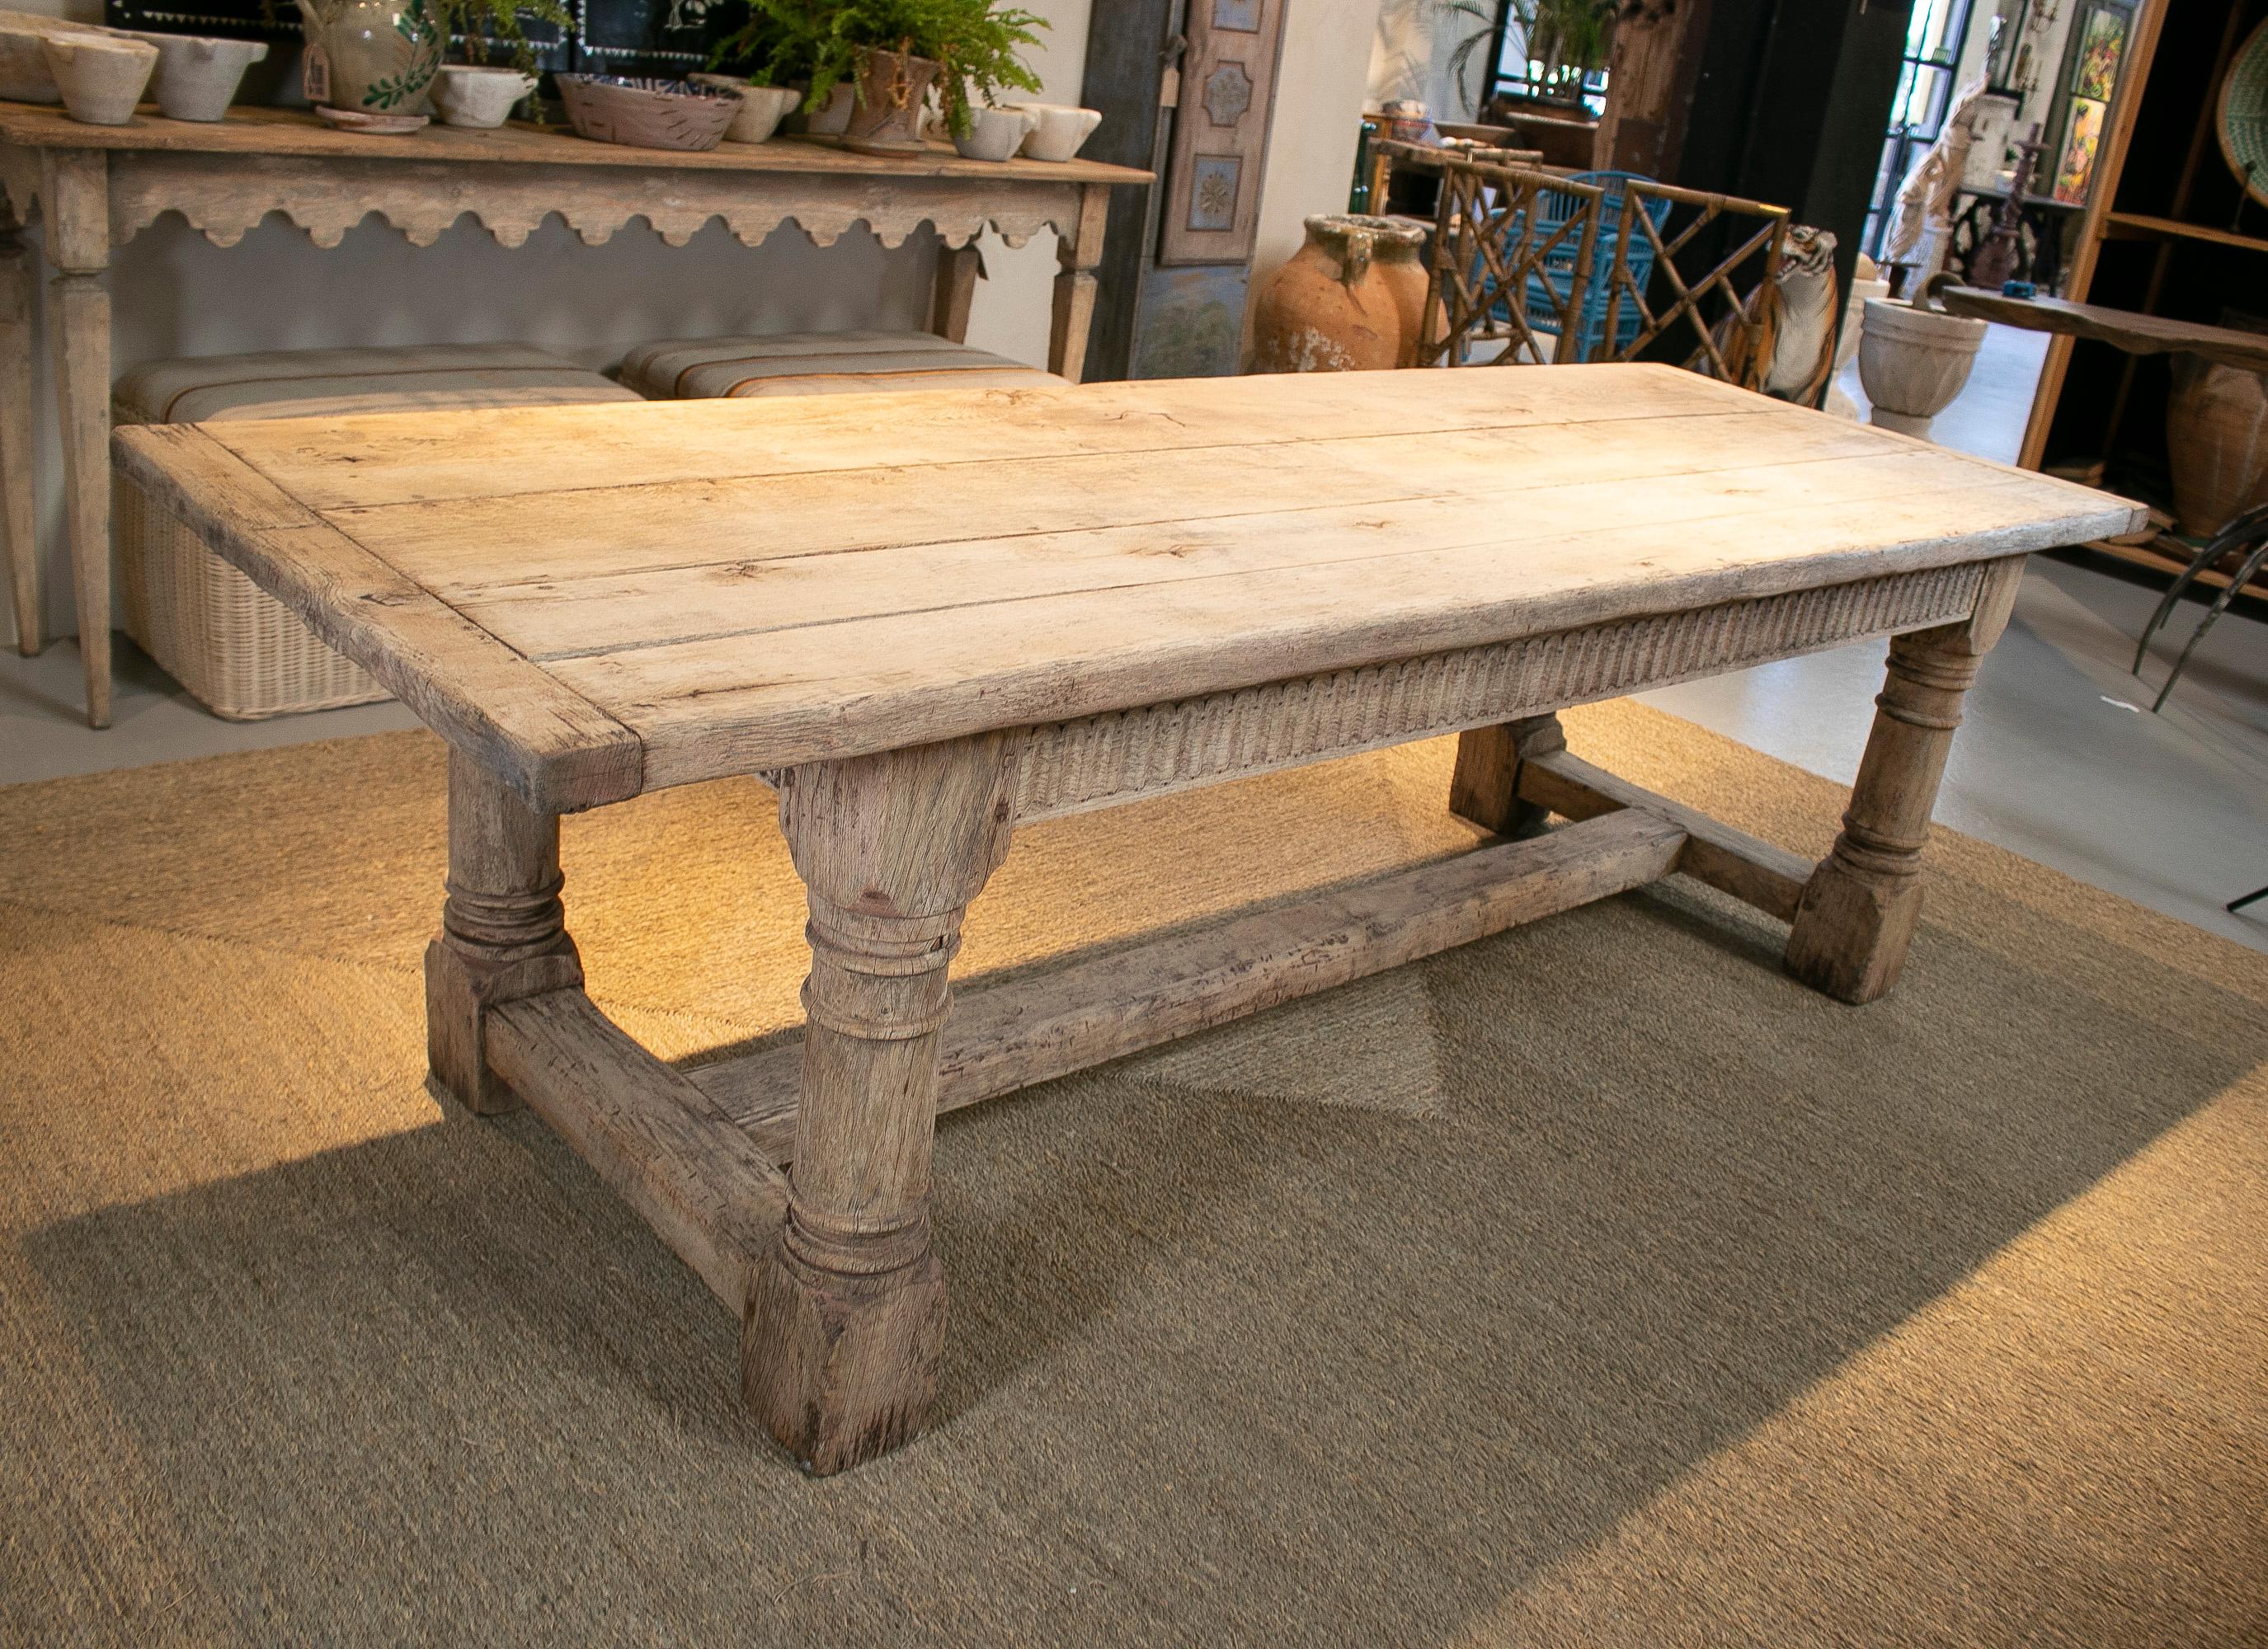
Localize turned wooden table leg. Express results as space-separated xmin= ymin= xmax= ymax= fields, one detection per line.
xmin=744 ymin=734 xmax=1019 ymax=1475
xmin=930 ymin=240 xmax=982 ymax=344
xmin=40 ymin=151 xmax=113 ymax=726
xmin=1449 ymin=713 xmax=1565 ymax=836
xmin=1786 ymin=561 xmax=2022 ymax=1003
xmin=0 ymin=208 xmax=37 ymax=657
xmin=426 ymin=749 xmax=584 ymax=1115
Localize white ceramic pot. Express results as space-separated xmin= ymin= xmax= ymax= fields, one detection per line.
xmin=1007 ymin=101 xmax=1100 ymax=162
xmin=127 ymin=31 xmax=266 ymax=122
xmin=689 ymin=75 xmax=798 ymax=143
xmin=432 ymin=63 xmax=534 ymax=128
xmin=953 ymin=105 xmax=1032 ymax=162
xmin=40 ymin=32 xmax=157 ymax=126
xmin=786 ymin=81 xmax=854 ymax=137
xmin=1856 ymin=297 xmax=1986 ymax=439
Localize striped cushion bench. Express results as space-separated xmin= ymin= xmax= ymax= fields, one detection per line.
xmin=618 ymin=330 xmax=1061 ymax=400
xmin=115 ymin=343 xmax=641 ymax=721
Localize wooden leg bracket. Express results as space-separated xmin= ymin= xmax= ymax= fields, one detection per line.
xmin=692 ymin=806 xmax=1689 ymax=1161
xmin=1511 ymin=749 xmax=1812 ymax=923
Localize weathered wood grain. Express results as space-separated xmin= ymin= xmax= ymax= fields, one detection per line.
xmin=694 ymin=807 xmax=1690 ymax=1160
xmin=206 ymin=363 xmax=1757 ymax=511
xmin=486 ymin=989 xmax=788 ymax=1312
xmin=42 ymin=148 xmax=110 ymax=726
xmin=368 ymin=409 xmax=1902 ymax=602
xmin=111 ymin=424 xmax=642 ymax=810
xmin=1513 ymin=748 xmax=1813 ymax=923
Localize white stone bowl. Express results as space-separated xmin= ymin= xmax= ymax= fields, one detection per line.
xmin=1007 ymin=102 xmax=1100 ymax=163
xmin=688 ymin=75 xmax=798 ymax=143
xmin=953 ymin=105 xmax=1033 ymax=162
xmin=432 ymin=63 xmax=535 ymax=129
xmin=127 ymin=32 xmax=266 ymax=123
xmin=40 ymin=32 xmax=157 ymax=126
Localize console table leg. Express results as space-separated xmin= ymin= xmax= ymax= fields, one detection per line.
xmin=745 ymin=735 xmax=1019 ymax=1475
xmin=1785 ymin=622 xmax=1988 ymax=1003
xmin=41 ymin=152 xmax=112 ymax=727
xmin=1449 ymin=713 xmax=1564 ymax=836
xmin=1048 ymin=183 xmax=1109 ymax=383
xmin=0 ymin=216 xmax=36 ymax=657
xmin=931 ymin=241 xmax=981 ymax=344
xmin=425 ymin=749 xmax=583 ymax=1115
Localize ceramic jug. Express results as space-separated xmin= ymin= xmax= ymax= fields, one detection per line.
xmin=296 ymin=0 xmax=441 ymax=116
xmin=1251 ymin=214 xmax=1430 ymax=373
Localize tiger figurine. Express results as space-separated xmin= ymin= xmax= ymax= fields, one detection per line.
xmin=1696 ymin=225 xmax=1841 ymax=405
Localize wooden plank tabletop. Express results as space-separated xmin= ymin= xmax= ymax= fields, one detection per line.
xmin=1932 ymin=285 xmax=2268 ymax=374
xmin=0 ymin=101 xmax=1149 ymax=186
xmin=113 ymin=364 xmax=2141 ymax=807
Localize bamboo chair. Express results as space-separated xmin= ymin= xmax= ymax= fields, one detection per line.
xmin=1590 ymin=179 xmax=1793 ymax=391
xmin=1417 ymin=160 xmax=1606 ymax=369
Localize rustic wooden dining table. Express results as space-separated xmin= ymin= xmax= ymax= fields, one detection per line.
xmin=115 ymin=364 xmax=2139 ymax=1476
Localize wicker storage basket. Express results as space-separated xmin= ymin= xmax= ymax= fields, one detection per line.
xmin=114 ymin=343 xmax=642 ymax=721
xmin=618 ymin=329 xmax=1061 ymax=399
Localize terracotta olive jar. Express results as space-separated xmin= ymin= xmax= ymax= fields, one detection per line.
xmin=1253 ymin=214 xmax=1431 ymax=373
xmin=2165 ymin=356 xmax=2268 ymax=536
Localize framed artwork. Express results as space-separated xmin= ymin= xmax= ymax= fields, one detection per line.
xmin=2049 ymin=0 xmax=2133 ymax=204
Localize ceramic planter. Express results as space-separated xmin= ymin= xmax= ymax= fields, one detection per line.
xmin=1855 ymin=297 xmax=1986 ymax=439
xmin=296 ymin=0 xmax=444 ymax=119
xmin=40 ymin=33 xmax=157 ymax=126
xmin=558 ymin=74 xmax=740 ymax=152
xmin=1008 ymin=101 xmax=1101 ymax=163
xmin=688 ymin=75 xmax=798 ymax=143
xmin=842 ymin=47 xmax=939 ymax=157
xmin=1252 ymin=214 xmax=1430 ymax=373
xmin=431 ymin=63 xmax=534 ymax=129
xmin=127 ymin=31 xmax=266 ymax=122
xmin=952 ymin=105 xmax=1032 ymax=162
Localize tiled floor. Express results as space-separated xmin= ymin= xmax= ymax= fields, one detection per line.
xmin=4 ymin=327 xmax=2265 ymax=947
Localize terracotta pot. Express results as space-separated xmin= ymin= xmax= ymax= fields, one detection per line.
xmin=2166 ymin=355 xmax=2268 ymax=536
xmin=842 ymin=47 xmax=938 ymax=157
xmin=296 ymin=0 xmax=443 ymax=118
xmin=1252 ymin=214 xmax=1431 ymax=373
xmin=1856 ymin=297 xmax=1985 ymax=439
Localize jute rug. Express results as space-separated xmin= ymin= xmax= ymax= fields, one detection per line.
xmin=2 ymin=700 xmax=2262 ymax=1647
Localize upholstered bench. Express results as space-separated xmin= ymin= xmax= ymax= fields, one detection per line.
xmin=616 ymin=329 xmax=1061 ymax=401
xmin=115 ymin=343 xmax=641 ymax=720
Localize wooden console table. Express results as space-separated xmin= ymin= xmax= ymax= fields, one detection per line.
xmin=116 ymin=365 xmax=2135 ymax=1477
xmin=0 ymin=102 xmax=1147 ymax=726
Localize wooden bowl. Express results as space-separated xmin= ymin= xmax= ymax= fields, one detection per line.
xmin=557 ymin=74 xmax=740 ymax=153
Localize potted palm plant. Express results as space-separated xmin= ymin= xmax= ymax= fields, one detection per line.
xmin=712 ymin=0 xmax=1046 ymax=157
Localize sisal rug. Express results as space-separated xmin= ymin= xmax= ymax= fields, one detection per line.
xmin=1 ymin=701 xmax=2262 ymax=1647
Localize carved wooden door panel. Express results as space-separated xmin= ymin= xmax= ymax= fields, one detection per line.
xmin=1158 ymin=0 xmax=1288 ymax=267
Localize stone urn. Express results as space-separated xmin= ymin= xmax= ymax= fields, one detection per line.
xmin=2165 ymin=355 xmax=2268 ymax=536
xmin=296 ymin=0 xmax=442 ymax=117
xmin=1252 ymin=214 xmax=1431 ymax=373
xmin=1856 ymin=295 xmax=1986 ymax=439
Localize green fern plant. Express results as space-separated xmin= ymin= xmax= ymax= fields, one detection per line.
xmin=432 ymin=0 xmax=572 ymax=74
xmin=711 ymin=0 xmax=1046 ymax=136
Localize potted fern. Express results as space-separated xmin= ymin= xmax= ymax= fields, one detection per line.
xmin=713 ymin=0 xmax=1046 ymax=157
xmin=428 ymin=0 xmax=568 ymax=127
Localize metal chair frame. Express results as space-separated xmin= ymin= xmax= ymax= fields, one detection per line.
xmin=2132 ymin=500 xmax=2268 ymax=712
